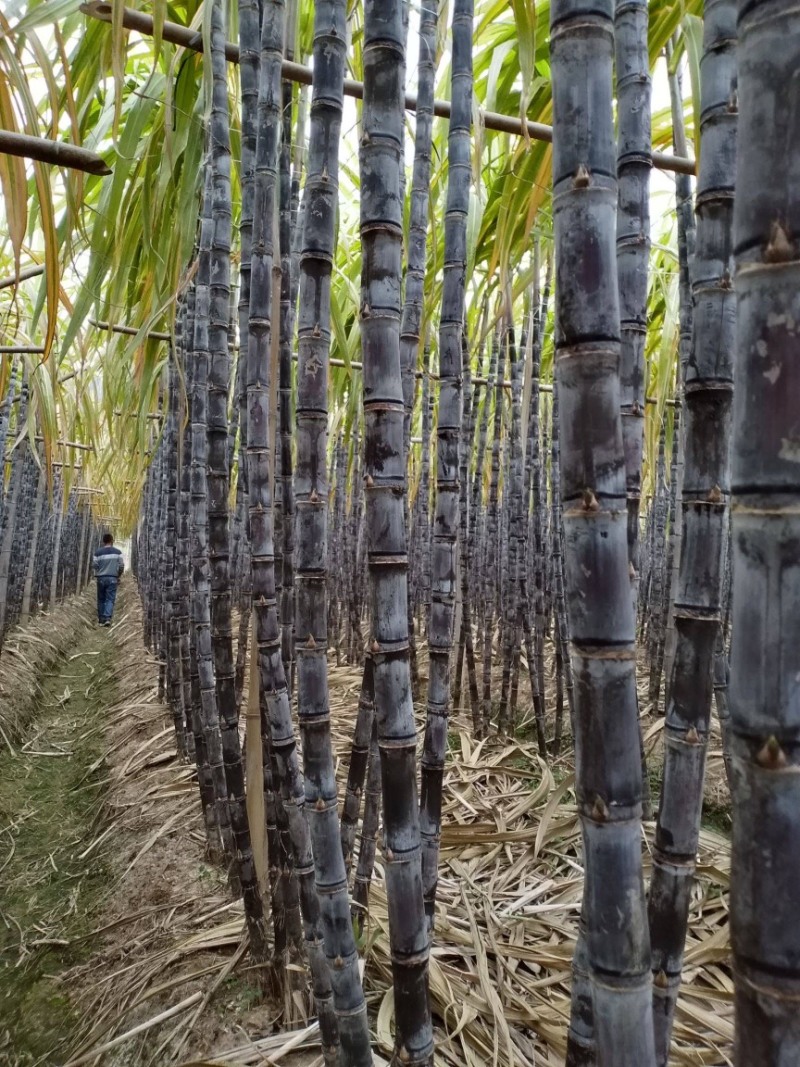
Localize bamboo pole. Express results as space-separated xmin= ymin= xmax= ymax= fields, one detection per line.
xmin=291 ymin=353 xmax=676 ymax=405
xmin=33 ymin=437 xmax=95 ymax=451
xmin=90 ymin=318 xmax=172 ymax=341
xmin=113 ymin=410 xmax=164 ymax=419
xmin=0 ymin=130 xmax=111 ymax=176
xmin=79 ymin=1 xmax=695 ymax=177
xmin=0 ymin=265 xmax=45 ymax=291
xmin=5 ymin=438 xmax=94 ymax=453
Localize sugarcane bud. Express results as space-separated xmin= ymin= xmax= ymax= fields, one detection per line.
xmin=757 ymin=735 xmax=788 ymax=769
xmin=685 ymin=726 xmax=700 ymax=744
xmin=361 ymin=302 xmax=372 ymax=319
xmin=312 ymin=322 xmax=321 ymax=337
xmin=384 ymin=847 xmax=395 ymax=861
xmin=654 ymin=969 xmax=669 ymax=989
xmin=573 ymin=163 xmax=591 ymax=188
xmin=764 ymin=221 xmax=794 ymax=264
xmin=334 ymin=954 xmax=344 ymax=968
xmin=581 ymin=488 xmax=599 ymax=512
xmin=315 ymin=797 xmax=326 ymax=811
xmin=370 ymin=637 xmax=380 ymax=653
xmin=727 ymin=86 xmax=738 ymax=114
xmin=591 ymin=795 xmax=609 ymax=822
xmin=628 ymin=561 xmax=636 ymax=580
xmin=720 ymin=269 xmax=733 ymax=290
xmin=306 ymin=634 xmax=317 ymax=649
xmin=309 ymin=487 xmax=319 ymax=503
xmin=321 ymin=165 xmax=329 ymax=183
xmin=398 ymin=1047 xmax=411 ymax=1063
xmin=361 ymin=131 xmax=371 ymax=146
xmin=707 ymin=485 xmax=723 ymax=504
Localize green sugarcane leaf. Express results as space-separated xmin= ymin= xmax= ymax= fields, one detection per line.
xmin=682 ymin=14 xmax=703 ymax=164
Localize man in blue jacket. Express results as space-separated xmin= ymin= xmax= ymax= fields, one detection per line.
xmin=93 ymin=533 xmax=124 ymax=626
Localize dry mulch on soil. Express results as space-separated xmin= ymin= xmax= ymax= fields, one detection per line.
xmin=9 ymin=592 xmax=732 ymax=1066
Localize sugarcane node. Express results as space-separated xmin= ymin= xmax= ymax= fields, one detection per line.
xmin=764 ymin=221 xmax=794 ymax=264
xmin=707 ymin=484 xmax=723 ymax=504
xmin=591 ymin=795 xmax=609 ymax=822
xmin=581 ymin=487 xmax=599 ymax=512
xmin=756 ymin=735 xmax=788 ymax=770
xmin=685 ymin=726 xmax=700 ymax=744
xmin=573 ymin=163 xmax=591 ymax=188
xmin=654 ymin=969 xmax=669 ymax=989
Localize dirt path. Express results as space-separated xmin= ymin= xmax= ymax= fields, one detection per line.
xmin=0 ymin=603 xmax=118 ymax=1065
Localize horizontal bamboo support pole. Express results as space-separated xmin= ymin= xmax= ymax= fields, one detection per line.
xmin=35 ymin=436 xmax=94 ymax=452
xmin=113 ymin=409 xmax=163 ymax=420
xmin=0 ymin=265 xmax=45 ymax=291
xmin=0 ymin=130 xmax=111 ymax=176
xmin=80 ymin=2 xmax=695 ymax=177
xmin=0 ymin=345 xmax=45 ymax=354
xmin=5 ymin=456 xmax=84 ymax=467
xmin=91 ymin=318 xmax=171 ymax=341
xmin=298 ymin=357 xmax=674 ymax=407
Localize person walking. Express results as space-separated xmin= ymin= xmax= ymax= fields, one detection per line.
xmin=93 ymin=532 xmax=124 ymax=626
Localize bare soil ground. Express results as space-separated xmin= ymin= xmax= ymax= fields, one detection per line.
xmin=0 ymin=591 xmax=733 ymax=1066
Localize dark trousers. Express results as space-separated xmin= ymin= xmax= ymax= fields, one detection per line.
xmin=97 ymin=576 xmax=119 ymax=623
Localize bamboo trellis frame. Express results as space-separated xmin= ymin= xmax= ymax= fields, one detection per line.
xmin=81 ymin=1 xmax=695 ymax=177
xmin=0 ymin=130 xmax=110 ymax=175
xmin=91 ymin=319 xmax=172 ymax=341
xmin=0 ymin=265 xmax=45 ymax=290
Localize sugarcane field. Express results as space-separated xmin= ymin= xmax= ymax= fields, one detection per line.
xmin=0 ymin=0 xmax=797 ymax=1063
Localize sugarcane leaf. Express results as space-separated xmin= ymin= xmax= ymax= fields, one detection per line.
xmin=682 ymin=14 xmax=703 ymax=164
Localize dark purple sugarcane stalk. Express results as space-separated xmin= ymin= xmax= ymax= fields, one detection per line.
xmin=206 ymin=0 xmax=269 ymax=954
xmin=360 ymin=0 xmax=433 ymax=1055
xmin=499 ymin=312 xmax=523 ymax=734
xmin=247 ymin=0 xmax=338 ymax=1047
xmin=419 ymin=0 xmax=471 ymax=930
xmin=292 ymin=0 xmax=374 ymax=1054
xmin=481 ymin=329 xmax=504 ymax=734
